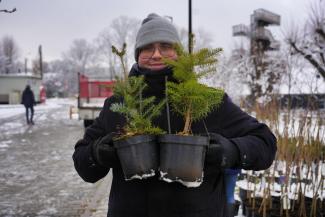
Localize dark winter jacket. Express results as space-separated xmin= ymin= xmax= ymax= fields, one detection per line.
xmin=21 ymin=86 xmax=35 ymax=107
xmin=73 ymin=64 xmax=277 ymax=217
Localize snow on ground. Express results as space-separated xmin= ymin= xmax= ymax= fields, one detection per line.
xmin=0 ymin=97 xmax=110 ymax=216
xmin=0 ymin=97 xmax=77 ymax=119
xmin=0 ymin=97 xmax=79 ymax=146
xmin=0 ymin=104 xmax=27 ymax=119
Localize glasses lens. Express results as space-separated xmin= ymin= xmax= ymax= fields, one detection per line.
xmin=140 ymin=46 xmax=155 ymax=58
xmin=159 ymin=44 xmax=175 ymax=57
xmin=140 ymin=43 xmax=175 ymax=59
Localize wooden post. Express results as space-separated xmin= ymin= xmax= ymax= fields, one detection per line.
xmin=39 ymin=45 xmax=43 ymax=79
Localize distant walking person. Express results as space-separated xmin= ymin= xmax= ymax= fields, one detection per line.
xmin=21 ymin=85 xmax=35 ymax=125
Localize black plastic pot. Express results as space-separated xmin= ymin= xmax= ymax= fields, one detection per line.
xmin=114 ymin=134 xmax=158 ymax=180
xmin=158 ymin=134 xmax=208 ymax=186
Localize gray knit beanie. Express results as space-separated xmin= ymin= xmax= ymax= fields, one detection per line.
xmin=134 ymin=13 xmax=181 ymax=61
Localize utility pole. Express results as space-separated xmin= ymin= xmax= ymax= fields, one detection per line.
xmin=24 ymin=58 xmax=27 ymax=74
xmin=188 ymin=0 xmax=193 ymax=54
xmin=38 ymin=45 xmax=43 ymax=79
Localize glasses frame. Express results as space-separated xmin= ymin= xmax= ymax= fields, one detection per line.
xmin=139 ymin=43 xmax=176 ymax=60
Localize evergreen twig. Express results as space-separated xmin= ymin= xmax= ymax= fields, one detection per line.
xmin=164 ymin=45 xmax=224 ymax=135
xmin=110 ymin=43 xmax=165 ymax=138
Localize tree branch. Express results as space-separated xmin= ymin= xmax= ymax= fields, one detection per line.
xmin=314 ymin=29 xmax=325 ymax=65
xmin=315 ymin=28 xmax=325 ymax=40
xmin=289 ymin=41 xmax=325 ymax=79
xmin=0 ymin=8 xmax=16 ymax=13
xmin=320 ymin=51 xmax=325 ymax=66
xmin=0 ymin=0 xmax=16 ymax=13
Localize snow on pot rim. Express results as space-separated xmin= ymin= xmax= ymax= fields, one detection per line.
xmin=159 ymin=171 xmax=204 ymax=188
xmin=125 ymin=169 xmax=156 ymax=181
xmin=114 ymin=134 xmax=159 ymax=180
xmin=158 ymin=134 xmax=208 ymax=186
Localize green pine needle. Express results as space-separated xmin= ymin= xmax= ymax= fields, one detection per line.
xmin=110 ymin=43 xmax=166 ymax=137
xmin=164 ymin=45 xmax=224 ymax=135
xmin=110 ymin=75 xmax=165 ymax=137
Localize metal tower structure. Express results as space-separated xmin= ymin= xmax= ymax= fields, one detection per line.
xmin=233 ymin=8 xmax=281 ymax=52
xmin=232 ymin=9 xmax=281 ymax=105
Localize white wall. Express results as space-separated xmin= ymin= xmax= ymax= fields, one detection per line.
xmin=0 ymin=75 xmax=42 ymax=104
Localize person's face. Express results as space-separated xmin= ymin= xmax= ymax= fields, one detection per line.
xmin=138 ymin=42 xmax=178 ymax=71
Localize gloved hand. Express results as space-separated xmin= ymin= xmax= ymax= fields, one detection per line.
xmin=205 ymin=133 xmax=240 ymax=168
xmin=91 ymin=133 xmax=119 ymax=168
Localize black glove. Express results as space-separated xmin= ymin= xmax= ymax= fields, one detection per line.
xmin=91 ymin=134 xmax=119 ymax=168
xmin=206 ymin=133 xmax=240 ymax=168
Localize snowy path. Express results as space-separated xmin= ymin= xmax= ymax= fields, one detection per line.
xmin=0 ymin=99 xmax=110 ymax=216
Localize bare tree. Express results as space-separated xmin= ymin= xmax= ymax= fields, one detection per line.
xmin=60 ymin=39 xmax=94 ymax=94
xmin=0 ymin=0 xmax=16 ymax=13
xmin=96 ymin=16 xmax=140 ymax=78
xmin=96 ymin=30 xmax=117 ymax=79
xmin=285 ymin=0 xmax=325 ymax=79
xmin=251 ymin=49 xmax=281 ymax=102
xmin=225 ymin=42 xmax=284 ymax=106
xmin=63 ymin=38 xmax=94 ymax=73
xmin=0 ymin=43 xmax=5 ymax=73
xmin=178 ymin=27 xmax=214 ymax=51
xmin=43 ymin=60 xmax=72 ymax=97
xmin=110 ymin=16 xmax=140 ymax=50
xmin=0 ymin=35 xmax=20 ymax=74
xmin=207 ymin=52 xmax=248 ymax=103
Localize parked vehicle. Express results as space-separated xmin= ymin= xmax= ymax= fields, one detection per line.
xmin=78 ymin=73 xmax=114 ymax=127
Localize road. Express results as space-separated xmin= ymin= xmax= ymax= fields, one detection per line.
xmin=0 ymin=100 xmax=111 ymax=217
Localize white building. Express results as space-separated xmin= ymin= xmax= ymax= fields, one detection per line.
xmin=0 ymin=73 xmax=42 ymax=104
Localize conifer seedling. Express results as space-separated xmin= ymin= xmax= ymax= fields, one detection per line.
xmin=164 ymin=45 xmax=224 ymax=135
xmin=110 ymin=44 xmax=166 ymax=138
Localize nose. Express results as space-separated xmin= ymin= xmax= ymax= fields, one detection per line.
xmin=151 ymin=47 xmax=162 ymax=59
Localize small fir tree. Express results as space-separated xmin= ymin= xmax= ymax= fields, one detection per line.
xmin=164 ymin=45 xmax=224 ymax=135
xmin=110 ymin=44 xmax=165 ymax=138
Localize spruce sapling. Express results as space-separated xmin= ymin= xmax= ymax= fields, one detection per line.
xmin=110 ymin=44 xmax=166 ymax=138
xmin=164 ymin=45 xmax=224 ymax=135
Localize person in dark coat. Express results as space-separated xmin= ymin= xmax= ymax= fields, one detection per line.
xmin=72 ymin=13 xmax=277 ymax=217
xmin=21 ymin=84 xmax=36 ymax=125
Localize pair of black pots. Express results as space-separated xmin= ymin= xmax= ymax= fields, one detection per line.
xmin=114 ymin=134 xmax=208 ymax=187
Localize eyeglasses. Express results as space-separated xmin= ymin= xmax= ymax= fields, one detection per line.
xmin=139 ymin=43 xmax=176 ymax=59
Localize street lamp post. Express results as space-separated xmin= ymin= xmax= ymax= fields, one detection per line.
xmin=188 ymin=0 xmax=193 ymax=54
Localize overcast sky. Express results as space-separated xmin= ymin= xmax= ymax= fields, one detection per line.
xmin=0 ymin=0 xmax=311 ymax=62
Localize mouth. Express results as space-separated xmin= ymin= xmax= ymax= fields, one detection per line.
xmin=149 ymin=63 xmax=166 ymax=70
